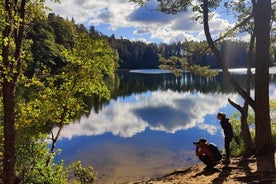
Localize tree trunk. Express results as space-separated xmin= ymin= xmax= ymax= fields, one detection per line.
xmin=228 ymin=98 xmax=253 ymax=154
xmin=2 ymin=81 xmax=17 ymax=183
xmin=253 ymin=0 xmax=275 ymax=171
xmin=240 ymin=106 xmax=253 ymax=153
xmin=242 ymin=32 xmax=255 ymax=154
xmin=227 ymin=32 xmax=255 ymax=154
xmin=2 ymin=2 xmax=17 ymax=182
xmin=1 ymin=1 xmax=27 ymax=183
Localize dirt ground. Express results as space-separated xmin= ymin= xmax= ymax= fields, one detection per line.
xmin=127 ymin=154 xmax=276 ymax=184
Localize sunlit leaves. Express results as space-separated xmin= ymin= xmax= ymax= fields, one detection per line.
xmin=66 ymin=161 xmax=96 ymax=184
xmin=13 ymin=28 xmax=117 ymax=182
xmin=158 ymin=40 xmax=218 ymax=77
xmin=158 ymin=0 xmax=192 ymax=14
xmin=16 ymin=134 xmax=68 ymax=183
xmin=0 ymin=0 xmax=109 ymax=183
xmin=61 ymin=34 xmax=118 ymax=98
xmin=16 ymin=30 xmax=118 ymax=135
xmin=130 ymin=0 xmax=220 ymax=14
xmin=159 ymin=55 xmax=218 ymax=77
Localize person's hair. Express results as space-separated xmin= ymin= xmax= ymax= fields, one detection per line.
xmin=217 ymin=112 xmax=226 ymax=118
xmin=193 ymin=138 xmax=208 ymax=145
xmin=199 ymin=138 xmax=207 ymax=144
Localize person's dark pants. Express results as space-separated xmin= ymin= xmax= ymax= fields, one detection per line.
xmin=199 ymin=155 xmax=215 ymax=168
xmin=225 ymin=137 xmax=232 ymax=160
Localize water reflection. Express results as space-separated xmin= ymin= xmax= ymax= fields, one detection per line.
xmin=55 ymin=69 xmax=276 ymax=184
xmin=58 ymin=90 xmax=239 ymax=140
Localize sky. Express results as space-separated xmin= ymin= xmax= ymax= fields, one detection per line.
xmin=45 ymin=0 xmax=239 ymax=44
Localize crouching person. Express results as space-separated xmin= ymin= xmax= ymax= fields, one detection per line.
xmin=194 ymin=138 xmax=222 ymax=170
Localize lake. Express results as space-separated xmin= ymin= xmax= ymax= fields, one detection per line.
xmin=54 ymin=68 xmax=276 ymax=184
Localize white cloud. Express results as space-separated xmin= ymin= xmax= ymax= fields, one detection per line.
xmin=130 ymin=37 xmax=149 ymax=43
xmin=45 ymin=0 xmax=233 ymax=43
xmin=150 ymin=28 xmax=201 ymax=43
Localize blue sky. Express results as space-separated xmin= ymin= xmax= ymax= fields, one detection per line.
xmin=45 ymin=0 xmax=242 ymax=44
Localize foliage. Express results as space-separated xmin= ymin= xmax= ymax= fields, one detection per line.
xmin=16 ymin=134 xmax=67 ymax=184
xmin=130 ymin=0 xmax=220 ymax=13
xmin=107 ymin=36 xmax=257 ymax=69
xmin=159 ymin=55 xmax=218 ymax=77
xmin=15 ymin=133 xmax=97 ymax=184
xmin=0 ymin=0 xmax=53 ymax=182
xmin=28 ymin=14 xmax=274 ymax=72
xmin=26 ymin=14 xmax=73 ymax=76
xmin=66 ymin=161 xmax=96 ymax=184
xmin=17 ymin=15 xmax=118 ymax=131
xmin=0 ymin=4 xmax=117 ymax=182
xmin=48 ymin=13 xmax=75 ymax=49
xmin=230 ymin=100 xmax=276 ymax=156
xmin=13 ymin=15 xmax=117 ymax=182
xmin=270 ymin=100 xmax=276 ymax=143
xmin=229 ymin=112 xmax=255 ymax=156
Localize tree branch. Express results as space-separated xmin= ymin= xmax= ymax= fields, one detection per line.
xmin=202 ymin=0 xmax=255 ymax=109
xmin=228 ymin=98 xmax=243 ymax=112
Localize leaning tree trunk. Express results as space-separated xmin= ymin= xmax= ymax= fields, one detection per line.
xmin=242 ymin=32 xmax=255 ymax=154
xmin=227 ymin=32 xmax=255 ymax=154
xmin=202 ymin=0 xmax=254 ymax=106
xmin=228 ymin=98 xmax=253 ymax=154
xmin=240 ymin=105 xmax=253 ymax=153
xmin=253 ymin=0 xmax=275 ymax=172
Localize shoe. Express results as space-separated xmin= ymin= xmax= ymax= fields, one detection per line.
xmin=204 ymin=165 xmax=214 ymax=171
xmin=222 ymin=165 xmax=230 ymax=170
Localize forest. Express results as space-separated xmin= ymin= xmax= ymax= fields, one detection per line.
xmin=30 ymin=13 xmax=275 ymax=71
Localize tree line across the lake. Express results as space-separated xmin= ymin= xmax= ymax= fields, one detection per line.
xmin=28 ymin=13 xmax=276 ymax=71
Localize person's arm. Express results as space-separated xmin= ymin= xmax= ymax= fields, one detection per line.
xmin=195 ymin=146 xmax=202 ymax=156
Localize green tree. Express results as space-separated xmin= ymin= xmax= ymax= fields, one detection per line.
xmin=47 ymin=13 xmax=74 ymax=49
xmin=14 ymin=31 xmax=118 ymax=182
xmin=0 ymin=1 xmax=51 ymax=183
xmin=15 ymin=134 xmax=68 ymax=183
xmin=0 ymin=1 xmax=118 ymax=183
xmin=26 ymin=20 xmax=67 ymax=76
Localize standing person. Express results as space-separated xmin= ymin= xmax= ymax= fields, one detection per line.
xmin=194 ymin=138 xmax=221 ymax=170
xmin=217 ymin=112 xmax=234 ymax=165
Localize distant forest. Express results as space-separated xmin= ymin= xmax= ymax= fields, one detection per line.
xmin=28 ymin=13 xmax=276 ymax=70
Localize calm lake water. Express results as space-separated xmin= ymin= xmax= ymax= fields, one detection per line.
xmin=55 ymin=68 xmax=276 ymax=184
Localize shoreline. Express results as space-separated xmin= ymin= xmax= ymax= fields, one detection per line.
xmin=126 ymin=154 xmax=276 ymax=184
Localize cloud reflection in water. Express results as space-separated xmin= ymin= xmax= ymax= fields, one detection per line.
xmin=55 ymin=89 xmax=239 ymax=140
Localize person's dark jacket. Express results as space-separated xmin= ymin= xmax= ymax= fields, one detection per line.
xmin=220 ymin=117 xmax=234 ymax=139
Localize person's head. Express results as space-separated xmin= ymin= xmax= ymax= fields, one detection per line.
xmin=194 ymin=138 xmax=208 ymax=147
xmin=217 ymin=112 xmax=226 ymax=120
